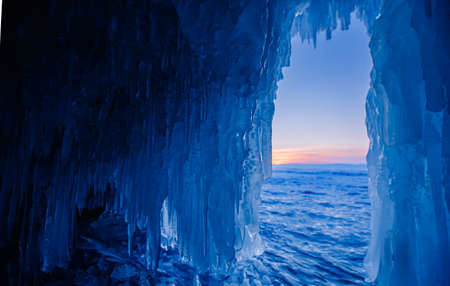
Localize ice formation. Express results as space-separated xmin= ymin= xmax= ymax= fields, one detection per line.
xmin=0 ymin=0 xmax=449 ymax=285
xmin=364 ymin=0 xmax=450 ymax=284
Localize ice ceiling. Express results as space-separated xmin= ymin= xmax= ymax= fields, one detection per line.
xmin=0 ymin=0 xmax=449 ymax=285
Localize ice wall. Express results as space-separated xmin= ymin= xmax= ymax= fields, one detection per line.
xmin=0 ymin=0 xmax=449 ymax=285
xmin=0 ymin=0 xmax=297 ymax=283
xmin=365 ymin=0 xmax=450 ymax=284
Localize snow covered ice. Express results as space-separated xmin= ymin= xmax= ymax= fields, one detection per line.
xmin=0 ymin=0 xmax=449 ymax=285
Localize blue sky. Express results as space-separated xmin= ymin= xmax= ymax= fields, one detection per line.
xmin=272 ymin=15 xmax=371 ymax=164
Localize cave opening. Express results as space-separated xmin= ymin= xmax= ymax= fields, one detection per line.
xmin=1 ymin=0 xmax=449 ymax=285
xmin=258 ymin=14 xmax=373 ymax=285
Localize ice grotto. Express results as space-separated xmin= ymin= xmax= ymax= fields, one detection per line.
xmin=0 ymin=0 xmax=449 ymax=285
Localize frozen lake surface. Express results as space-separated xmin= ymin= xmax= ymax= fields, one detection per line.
xmin=227 ymin=164 xmax=371 ymax=285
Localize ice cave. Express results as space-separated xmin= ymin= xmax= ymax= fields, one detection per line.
xmin=0 ymin=0 xmax=449 ymax=285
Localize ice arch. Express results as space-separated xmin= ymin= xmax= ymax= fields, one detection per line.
xmin=0 ymin=0 xmax=448 ymax=285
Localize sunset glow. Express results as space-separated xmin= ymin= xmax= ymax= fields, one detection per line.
xmin=272 ymin=146 xmax=367 ymax=165
xmin=272 ymin=15 xmax=370 ymax=166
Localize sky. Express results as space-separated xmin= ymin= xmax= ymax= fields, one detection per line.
xmin=272 ymin=14 xmax=372 ymax=165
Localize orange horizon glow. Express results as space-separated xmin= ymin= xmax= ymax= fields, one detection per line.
xmin=272 ymin=146 xmax=367 ymax=165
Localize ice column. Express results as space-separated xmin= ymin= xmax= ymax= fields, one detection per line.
xmin=364 ymin=0 xmax=450 ymax=284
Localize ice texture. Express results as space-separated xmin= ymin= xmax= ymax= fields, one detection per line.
xmin=364 ymin=0 xmax=450 ymax=284
xmin=0 ymin=0 xmax=449 ymax=285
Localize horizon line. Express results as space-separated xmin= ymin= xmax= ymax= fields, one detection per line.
xmin=272 ymin=162 xmax=367 ymax=166
xmin=272 ymin=146 xmax=367 ymax=165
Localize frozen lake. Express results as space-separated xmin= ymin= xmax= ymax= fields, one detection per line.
xmin=227 ymin=164 xmax=371 ymax=285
